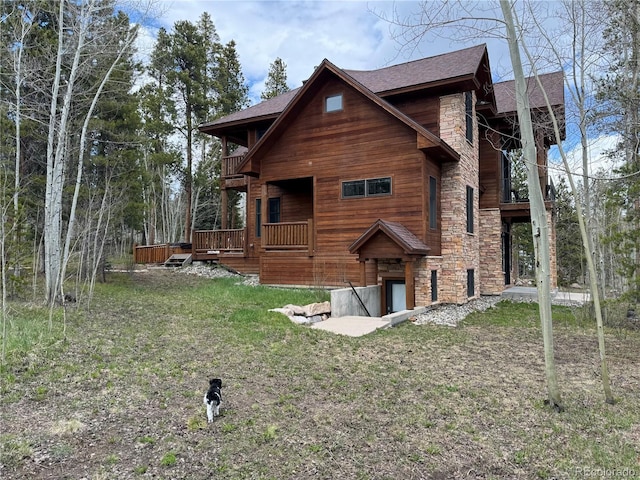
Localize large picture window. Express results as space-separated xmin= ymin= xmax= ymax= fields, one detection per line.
xmin=342 ymin=177 xmax=391 ymax=199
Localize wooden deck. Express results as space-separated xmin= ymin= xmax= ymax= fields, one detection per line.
xmin=133 ymin=221 xmax=314 ymax=266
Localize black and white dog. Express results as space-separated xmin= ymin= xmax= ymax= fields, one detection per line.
xmin=204 ymin=378 xmax=222 ymax=422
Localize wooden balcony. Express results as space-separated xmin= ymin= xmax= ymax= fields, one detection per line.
xmin=222 ymin=154 xmax=248 ymax=189
xmin=192 ymin=229 xmax=245 ymax=260
xmin=262 ymin=219 xmax=314 ymax=256
xmin=500 ymin=182 xmax=556 ymax=221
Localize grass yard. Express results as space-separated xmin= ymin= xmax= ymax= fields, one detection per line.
xmin=1 ymin=268 xmax=639 ymax=479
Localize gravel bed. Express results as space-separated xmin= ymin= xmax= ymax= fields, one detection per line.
xmin=412 ymin=296 xmax=503 ymax=327
xmin=178 ymin=263 xmax=260 ymax=286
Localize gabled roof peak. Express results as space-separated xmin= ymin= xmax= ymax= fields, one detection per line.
xmin=200 ymin=44 xmax=492 ymax=132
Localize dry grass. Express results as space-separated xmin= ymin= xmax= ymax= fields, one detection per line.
xmin=1 ymin=269 xmax=639 ymax=479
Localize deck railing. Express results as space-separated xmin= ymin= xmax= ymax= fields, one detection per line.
xmin=133 ymin=244 xmax=189 ymax=264
xmin=222 ymin=155 xmax=245 ymax=178
xmin=501 ymin=179 xmax=556 ymax=204
xmin=262 ymin=219 xmax=314 ymax=255
xmin=193 ymin=229 xmax=245 ymax=253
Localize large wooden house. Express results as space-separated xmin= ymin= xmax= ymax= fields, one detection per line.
xmin=191 ymin=44 xmax=564 ymax=313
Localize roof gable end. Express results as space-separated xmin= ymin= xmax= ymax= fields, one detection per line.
xmin=238 ymin=59 xmax=458 ymax=176
xmin=349 ymin=219 xmax=430 ymax=259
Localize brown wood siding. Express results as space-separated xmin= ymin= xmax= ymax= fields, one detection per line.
xmin=260 ymin=252 xmax=362 ymax=286
xmin=220 ymin=255 xmax=259 ymax=274
xmin=243 ymin=77 xmax=457 ymax=286
xmin=358 ymin=232 xmax=406 ymax=259
xmin=268 ymin=181 xmax=313 ymax=222
xmin=390 ymin=94 xmax=440 ymax=136
xmin=479 ymin=130 xmax=500 ymax=208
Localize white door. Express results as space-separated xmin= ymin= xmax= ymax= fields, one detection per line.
xmin=387 ymin=280 xmax=406 ymax=313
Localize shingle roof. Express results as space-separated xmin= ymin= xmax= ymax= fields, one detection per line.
xmin=200 ymin=44 xmax=489 ymax=130
xmin=494 ymin=71 xmax=564 ymax=114
xmin=199 ymin=45 xmax=564 ymax=132
xmin=348 ymin=219 xmax=430 ymax=257
xmin=200 ymin=88 xmax=300 ymax=128
xmin=344 ymin=44 xmax=488 ymax=94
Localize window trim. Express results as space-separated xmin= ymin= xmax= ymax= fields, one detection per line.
xmin=341 ymin=177 xmax=392 ymax=199
xmin=466 ymin=185 xmax=474 ymax=234
xmin=268 ymin=197 xmax=281 ymax=224
xmin=325 ymin=93 xmax=343 ymax=113
xmin=467 ymin=268 xmax=475 ymax=298
xmin=465 ymin=91 xmax=473 ymax=144
xmin=255 ymin=198 xmax=262 ymax=237
xmin=429 ymin=176 xmax=437 ymax=230
xmin=431 ymin=270 xmax=438 ymax=302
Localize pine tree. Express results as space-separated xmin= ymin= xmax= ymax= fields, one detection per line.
xmin=146 ymin=13 xmax=221 ymax=243
xmin=261 ymin=57 xmax=290 ymax=100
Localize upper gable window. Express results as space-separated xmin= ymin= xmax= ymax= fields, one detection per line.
xmin=325 ymin=94 xmax=343 ymax=112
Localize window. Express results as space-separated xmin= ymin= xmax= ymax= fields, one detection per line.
xmin=255 ymin=199 xmax=262 ymax=237
xmin=268 ymin=197 xmax=280 ymax=223
xmin=465 ymin=91 xmax=473 ymax=144
xmin=367 ymin=177 xmax=391 ymax=196
xmin=256 ymin=128 xmax=268 ymax=141
xmin=342 ymin=180 xmax=365 ymax=198
xmin=429 ymin=176 xmax=437 ymax=230
xmin=342 ymin=177 xmax=391 ymax=199
xmin=431 ymin=270 xmax=438 ymax=302
xmin=325 ymin=94 xmax=343 ymax=112
xmin=467 ymin=269 xmax=475 ymax=298
xmin=466 ymin=185 xmax=474 ymax=233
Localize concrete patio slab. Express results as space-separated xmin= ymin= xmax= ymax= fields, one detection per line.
xmin=502 ymin=286 xmax=591 ymax=304
xmin=311 ymin=315 xmax=390 ymax=337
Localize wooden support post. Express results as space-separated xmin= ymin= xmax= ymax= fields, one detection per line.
xmin=405 ymin=260 xmax=415 ymax=310
xmin=221 ymin=136 xmax=228 ymax=229
xmin=359 ymin=260 xmax=367 ymax=286
xmin=261 ymin=184 xmax=268 ymax=242
xmin=307 ymin=218 xmax=314 ymax=257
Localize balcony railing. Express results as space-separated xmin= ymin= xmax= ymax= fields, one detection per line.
xmin=501 ymin=178 xmax=556 ymax=204
xmin=222 ymin=154 xmax=245 ymax=178
xmin=193 ymin=229 xmax=245 ymax=253
xmin=262 ymin=220 xmax=314 ymax=255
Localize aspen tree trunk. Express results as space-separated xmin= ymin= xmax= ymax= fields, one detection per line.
xmin=45 ymin=0 xmax=88 ymax=306
xmin=523 ymin=0 xmax=614 ymax=404
xmin=500 ymin=0 xmax=563 ymax=410
xmin=60 ymin=21 xmax=138 ymax=299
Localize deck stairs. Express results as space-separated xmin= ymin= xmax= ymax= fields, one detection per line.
xmin=164 ymin=253 xmax=193 ymax=267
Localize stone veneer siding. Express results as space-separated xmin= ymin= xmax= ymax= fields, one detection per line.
xmin=432 ymin=92 xmax=480 ymax=304
xmin=415 ymin=256 xmax=443 ymax=306
xmin=479 ymin=208 xmax=505 ymax=295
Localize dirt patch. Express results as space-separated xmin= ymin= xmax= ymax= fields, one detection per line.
xmin=2 ymin=270 xmax=639 ymax=479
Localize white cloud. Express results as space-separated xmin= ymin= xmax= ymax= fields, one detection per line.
xmin=148 ymin=0 xmax=526 ymax=105
xmin=549 ymin=134 xmax=622 ymax=188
